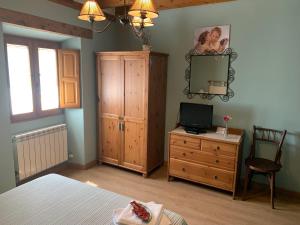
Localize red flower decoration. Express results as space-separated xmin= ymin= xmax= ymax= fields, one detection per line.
xmin=223 ymin=115 xmax=232 ymax=122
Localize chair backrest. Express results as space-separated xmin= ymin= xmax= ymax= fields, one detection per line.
xmin=252 ymin=125 xmax=287 ymax=164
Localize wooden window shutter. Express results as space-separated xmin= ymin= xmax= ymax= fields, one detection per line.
xmin=57 ymin=49 xmax=81 ymax=108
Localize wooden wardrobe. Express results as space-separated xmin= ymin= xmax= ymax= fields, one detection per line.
xmin=96 ymin=51 xmax=168 ymax=176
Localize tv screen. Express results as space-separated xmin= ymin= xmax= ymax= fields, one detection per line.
xmin=179 ymin=103 xmax=213 ymax=130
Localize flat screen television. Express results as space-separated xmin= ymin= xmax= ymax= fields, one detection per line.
xmin=179 ymin=103 xmax=213 ymax=134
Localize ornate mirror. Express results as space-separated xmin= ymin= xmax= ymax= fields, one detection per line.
xmin=184 ymin=48 xmax=237 ymax=102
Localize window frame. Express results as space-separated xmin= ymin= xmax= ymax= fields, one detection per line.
xmin=4 ymin=35 xmax=62 ymax=123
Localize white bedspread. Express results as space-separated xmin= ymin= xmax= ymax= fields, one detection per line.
xmin=0 ymin=174 xmax=187 ymax=225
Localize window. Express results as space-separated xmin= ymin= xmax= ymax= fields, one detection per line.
xmin=5 ymin=35 xmax=61 ymax=122
xmin=6 ymin=44 xmax=34 ymax=115
xmin=38 ymin=48 xmax=59 ymax=111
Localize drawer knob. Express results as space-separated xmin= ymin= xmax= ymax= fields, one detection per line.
xmin=182 ymin=168 xmax=186 ymax=172
xmin=217 ymin=146 xmax=220 ymax=150
xmin=215 ymin=160 xmax=219 ymax=163
xmin=182 ymin=153 xmax=186 ymax=156
xmin=183 ymin=140 xmax=187 ymax=144
xmin=214 ymin=176 xmax=218 ymax=180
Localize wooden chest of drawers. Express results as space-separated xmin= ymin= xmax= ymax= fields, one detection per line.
xmin=168 ymin=127 xmax=244 ymax=199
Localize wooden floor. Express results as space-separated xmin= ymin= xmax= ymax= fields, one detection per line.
xmin=60 ymin=164 xmax=300 ymax=225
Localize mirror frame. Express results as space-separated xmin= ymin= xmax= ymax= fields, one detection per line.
xmin=184 ymin=48 xmax=238 ymax=102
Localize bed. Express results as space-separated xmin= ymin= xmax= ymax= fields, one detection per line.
xmin=0 ymin=174 xmax=188 ymax=225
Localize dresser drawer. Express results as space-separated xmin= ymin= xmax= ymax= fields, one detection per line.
xmin=170 ymin=134 xmax=200 ymax=150
xmin=170 ymin=146 xmax=235 ymax=171
xmin=201 ymin=140 xmax=237 ymax=157
xmin=169 ymin=158 xmax=234 ymax=191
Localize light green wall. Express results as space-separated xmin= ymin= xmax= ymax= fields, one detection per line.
xmin=62 ymin=38 xmax=85 ymax=165
xmin=81 ymin=38 xmax=98 ymax=164
xmin=0 ymin=24 xmax=16 ymax=192
xmin=65 ymin=109 xmax=85 ymax=164
xmin=11 ymin=115 xmax=65 ymax=135
xmin=118 ymin=0 xmax=300 ymax=192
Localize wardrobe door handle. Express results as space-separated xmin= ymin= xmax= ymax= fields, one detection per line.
xmin=214 ymin=176 xmax=218 ymax=180
xmin=119 ymin=122 xmax=125 ymax=131
xmin=183 ymin=140 xmax=187 ymax=144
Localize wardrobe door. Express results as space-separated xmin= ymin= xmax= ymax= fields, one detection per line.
xmin=98 ymin=55 xmax=124 ymax=165
xmin=122 ymin=55 xmax=148 ymax=171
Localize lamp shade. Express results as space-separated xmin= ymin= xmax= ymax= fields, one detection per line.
xmin=78 ymin=0 xmax=106 ymax=22
xmin=128 ymin=0 xmax=158 ymax=19
xmin=132 ymin=17 xmax=154 ymax=27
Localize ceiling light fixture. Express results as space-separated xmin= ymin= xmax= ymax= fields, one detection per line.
xmin=132 ymin=17 xmax=154 ymax=27
xmin=128 ymin=0 xmax=158 ymax=19
xmin=78 ymin=0 xmax=106 ymax=22
xmin=78 ymin=0 xmax=159 ymax=39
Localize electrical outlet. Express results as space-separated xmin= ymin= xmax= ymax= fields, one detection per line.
xmin=69 ymin=153 xmax=74 ymax=159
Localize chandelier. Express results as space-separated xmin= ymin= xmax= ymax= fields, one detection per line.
xmin=78 ymin=0 xmax=158 ymax=39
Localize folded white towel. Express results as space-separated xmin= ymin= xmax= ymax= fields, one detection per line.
xmin=113 ymin=209 xmax=171 ymax=225
xmin=113 ymin=201 xmax=169 ymax=225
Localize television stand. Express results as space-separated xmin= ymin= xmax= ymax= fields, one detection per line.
xmin=184 ymin=127 xmax=207 ymax=134
xmin=168 ymin=126 xmax=244 ymax=199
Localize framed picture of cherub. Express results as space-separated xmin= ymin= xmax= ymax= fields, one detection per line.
xmin=194 ymin=25 xmax=231 ymax=54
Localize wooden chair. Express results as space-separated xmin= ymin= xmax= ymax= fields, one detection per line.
xmin=242 ymin=126 xmax=287 ymax=209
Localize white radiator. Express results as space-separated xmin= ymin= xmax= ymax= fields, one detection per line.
xmin=13 ymin=124 xmax=68 ymax=181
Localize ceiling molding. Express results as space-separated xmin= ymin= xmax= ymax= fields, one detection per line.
xmin=49 ymin=0 xmax=234 ymax=11
xmin=0 ymin=7 xmax=93 ymax=39
xmin=98 ymin=0 xmax=234 ymax=10
xmin=98 ymin=0 xmax=132 ymax=8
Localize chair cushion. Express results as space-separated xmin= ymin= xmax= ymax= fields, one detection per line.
xmin=246 ymin=158 xmax=281 ymax=173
